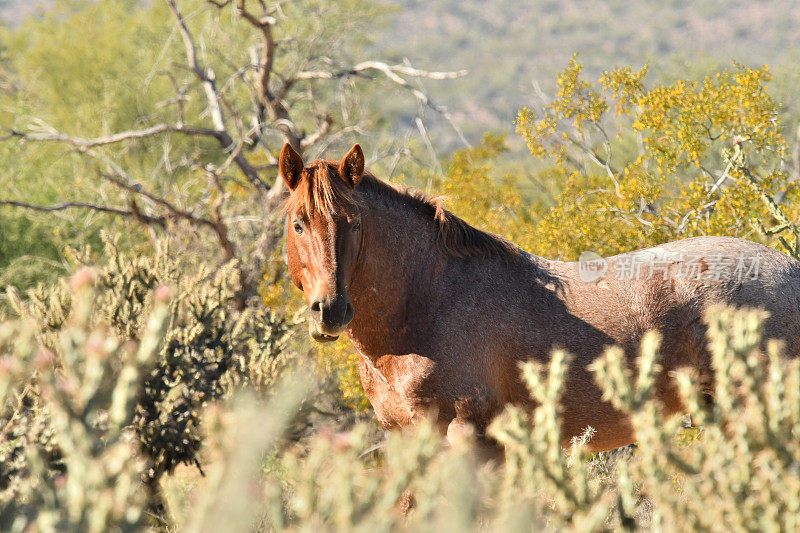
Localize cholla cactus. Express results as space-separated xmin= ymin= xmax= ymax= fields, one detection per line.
xmin=0 ymin=270 xmax=171 ymax=531
xmin=649 ymin=307 xmax=800 ymax=531
xmin=488 ymin=350 xmax=614 ymax=531
xmin=3 ymin=233 xmax=299 ymax=515
xmin=177 ymin=306 xmax=800 ymax=532
xmin=5 ymin=246 xmax=800 ymax=533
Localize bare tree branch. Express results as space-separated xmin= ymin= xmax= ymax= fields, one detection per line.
xmin=167 ymin=0 xmax=223 ymax=129
xmin=565 ymin=131 xmax=622 ymax=197
xmin=5 ymin=124 xmax=218 ymax=149
xmin=294 ymin=60 xmax=470 ymax=148
xmin=102 ymin=172 xmax=238 ymax=262
xmin=294 ymin=62 xmax=467 ymax=82
xmin=205 ymin=0 xmax=471 ymax=201
xmin=0 ymin=200 xmax=166 ymax=225
xmin=167 ymin=0 xmax=269 ymax=192
xmin=300 ymin=115 xmax=333 ymax=150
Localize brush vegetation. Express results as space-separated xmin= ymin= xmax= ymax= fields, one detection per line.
xmin=2 ymin=251 xmax=800 ymax=531
xmin=2 ymin=2 xmax=800 ymax=531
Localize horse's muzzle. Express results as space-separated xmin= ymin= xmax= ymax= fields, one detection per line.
xmin=309 ymin=320 xmax=341 ymax=342
xmin=308 ymin=296 xmax=354 ymax=343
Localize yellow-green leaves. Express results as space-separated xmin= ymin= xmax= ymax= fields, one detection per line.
xmin=513 ymin=56 xmax=794 ymax=261
xmin=517 ymin=55 xmax=608 ymax=164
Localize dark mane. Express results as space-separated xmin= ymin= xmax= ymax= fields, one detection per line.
xmin=286 ymin=160 xmax=521 ymax=260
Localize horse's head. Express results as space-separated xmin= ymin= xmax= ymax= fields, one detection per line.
xmin=281 ymin=143 xmax=365 ymax=342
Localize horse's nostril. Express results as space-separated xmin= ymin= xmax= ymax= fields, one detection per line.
xmin=343 ymin=301 xmax=355 ymax=326
xmin=311 ymin=297 xmax=352 ymax=329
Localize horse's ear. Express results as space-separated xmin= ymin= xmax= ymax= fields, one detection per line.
xmin=279 ymin=143 xmax=304 ymax=190
xmin=338 ymin=144 xmax=365 ymax=188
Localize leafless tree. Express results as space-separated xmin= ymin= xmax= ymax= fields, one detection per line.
xmin=1 ymin=0 xmax=466 ymax=304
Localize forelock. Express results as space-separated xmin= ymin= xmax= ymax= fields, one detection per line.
xmin=285 ymin=161 xmax=360 ymax=218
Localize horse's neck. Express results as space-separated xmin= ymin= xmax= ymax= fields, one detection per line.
xmin=345 ymin=199 xmax=442 ymax=359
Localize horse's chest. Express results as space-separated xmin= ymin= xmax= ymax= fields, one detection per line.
xmin=357 ymin=354 xmax=434 ymax=429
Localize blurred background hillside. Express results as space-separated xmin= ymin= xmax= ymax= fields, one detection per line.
xmin=380 ymin=0 xmax=800 ymax=142
xmin=4 ymin=0 xmax=800 ymax=145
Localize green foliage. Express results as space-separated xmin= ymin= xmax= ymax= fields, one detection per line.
xmin=439 ymin=57 xmax=797 ymax=261
xmin=2 ymin=234 xmax=298 ymax=514
xmin=0 ymin=274 xmax=170 ymax=531
xmin=513 ymin=58 xmax=799 ymax=259
xmin=0 ymin=0 xmax=174 ymax=288
xmin=156 ymin=306 xmax=800 ymax=531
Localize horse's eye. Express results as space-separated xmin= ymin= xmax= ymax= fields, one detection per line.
xmin=352 ymin=221 xmax=361 ymax=232
xmin=293 ymin=222 xmax=304 ymax=235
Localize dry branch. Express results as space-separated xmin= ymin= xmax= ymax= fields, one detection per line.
xmin=0 ymin=0 xmax=467 ymax=306
xmin=4 ymin=124 xmax=218 ymax=148
xmin=0 ymin=200 xmax=166 ymax=225
xmin=167 ymin=0 xmax=269 ymax=193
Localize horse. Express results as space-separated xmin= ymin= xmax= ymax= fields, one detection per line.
xmin=279 ymin=142 xmax=800 ymax=452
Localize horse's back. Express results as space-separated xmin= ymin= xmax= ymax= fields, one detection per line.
xmin=552 ymin=236 xmax=800 ymax=360
xmin=528 ymin=236 xmax=800 ymax=449
xmin=631 ymin=237 xmax=800 ymax=353
xmin=415 ymin=236 xmax=800 ymax=450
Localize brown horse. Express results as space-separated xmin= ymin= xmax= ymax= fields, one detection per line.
xmin=280 ymin=142 xmax=800 ymax=452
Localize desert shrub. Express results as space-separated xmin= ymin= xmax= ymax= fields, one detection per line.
xmin=0 ymin=274 xmax=171 ymax=531
xmin=2 ymin=233 xmax=299 ymax=513
xmin=514 ymin=57 xmax=800 ymax=260
xmin=438 ymin=58 xmax=800 ymax=264
xmin=167 ymin=306 xmax=800 ymax=532
xmin=4 ymin=262 xmax=800 ymax=531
